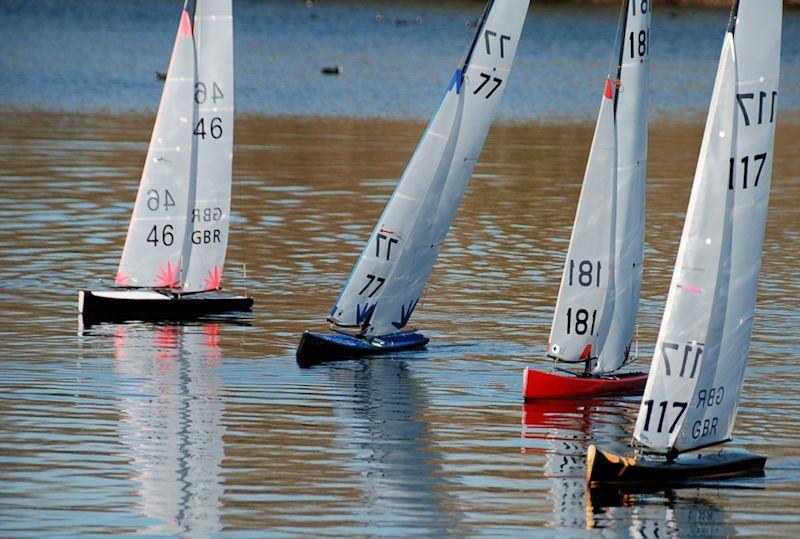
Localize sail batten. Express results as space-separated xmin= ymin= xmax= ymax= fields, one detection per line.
xmin=329 ymin=0 xmax=530 ymax=337
xmin=633 ymin=0 xmax=782 ymax=455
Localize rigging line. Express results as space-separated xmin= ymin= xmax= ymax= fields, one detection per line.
xmin=727 ymin=0 xmax=741 ymax=35
xmin=232 ymin=117 xmax=247 ymax=295
xmin=610 ymin=0 xmax=629 ymax=116
xmin=459 ymin=0 xmax=495 ymax=79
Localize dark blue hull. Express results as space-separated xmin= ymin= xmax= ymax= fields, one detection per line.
xmin=296 ymin=329 xmax=429 ymax=366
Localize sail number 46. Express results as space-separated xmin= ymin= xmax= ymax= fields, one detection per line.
xmin=146 ymin=224 xmax=174 ymax=247
xmin=195 ymin=82 xmax=224 ymax=104
xmin=194 ymin=117 xmax=223 ymax=139
xmin=146 ymin=189 xmax=175 ymax=212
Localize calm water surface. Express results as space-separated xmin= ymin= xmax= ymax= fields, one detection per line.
xmin=1 ymin=1 xmax=800 ymax=537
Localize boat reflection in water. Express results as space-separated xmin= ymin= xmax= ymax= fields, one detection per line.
xmin=521 ymin=399 xmax=633 ymax=529
xmin=98 ymin=322 xmax=226 ymax=536
xmin=587 ymin=486 xmax=737 ymax=537
xmin=327 ymin=357 xmax=457 ymax=534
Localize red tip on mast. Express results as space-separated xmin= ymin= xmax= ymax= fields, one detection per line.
xmin=178 ymin=10 xmax=193 ymax=37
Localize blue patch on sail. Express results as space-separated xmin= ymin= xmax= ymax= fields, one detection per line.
xmin=356 ymin=303 xmax=377 ymax=325
xmin=391 ymin=298 xmax=419 ymax=329
xmin=330 ymin=305 xmax=337 ymax=317
xmin=448 ymin=68 xmax=463 ymax=94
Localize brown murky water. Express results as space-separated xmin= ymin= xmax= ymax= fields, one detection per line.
xmin=1 ymin=110 xmax=799 ymax=535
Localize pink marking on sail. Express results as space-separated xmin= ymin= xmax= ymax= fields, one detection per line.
xmin=603 ymin=79 xmax=613 ymax=100
xmin=156 ymin=261 xmax=181 ymax=288
xmin=115 ymin=270 xmax=130 ymax=286
xmin=178 ymin=10 xmax=193 ymax=38
xmin=204 ymin=265 xmax=223 ymax=290
xmin=580 ymin=344 xmax=593 ymax=360
xmin=681 ymin=284 xmax=703 ymax=295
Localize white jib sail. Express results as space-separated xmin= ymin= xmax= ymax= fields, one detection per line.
xmin=547 ymin=81 xmax=617 ymax=364
xmin=329 ymin=0 xmax=530 ymax=337
xmin=182 ymin=0 xmax=234 ymax=293
xmin=634 ymin=0 xmax=781 ymax=453
xmin=117 ymin=10 xmax=196 ymax=289
xmin=594 ymin=0 xmax=650 ymax=373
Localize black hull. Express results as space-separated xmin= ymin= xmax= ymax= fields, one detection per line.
xmin=586 ymin=444 xmax=766 ymax=487
xmin=79 ymin=290 xmax=253 ymax=324
xmin=296 ymin=329 xmax=429 ymax=367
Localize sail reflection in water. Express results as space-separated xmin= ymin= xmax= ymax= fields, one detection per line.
xmin=587 ymin=487 xmax=737 ymax=537
xmin=110 ymin=323 xmax=225 ymax=536
xmin=521 ymin=400 xmax=632 ymax=529
xmin=327 ymin=359 xmax=457 ymax=533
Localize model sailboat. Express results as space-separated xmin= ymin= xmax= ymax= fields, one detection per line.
xmin=79 ymin=0 xmax=252 ymax=321
xmin=587 ymin=0 xmax=782 ymax=484
xmin=296 ymin=0 xmax=531 ymax=366
xmin=523 ymin=0 xmax=650 ymax=399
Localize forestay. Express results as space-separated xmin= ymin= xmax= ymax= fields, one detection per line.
xmin=117 ymin=10 xmax=196 ymax=289
xmin=594 ymin=0 xmax=650 ymax=373
xmin=329 ymin=0 xmax=530 ymax=337
xmin=182 ymin=0 xmax=234 ymax=293
xmin=633 ymin=0 xmax=781 ymax=454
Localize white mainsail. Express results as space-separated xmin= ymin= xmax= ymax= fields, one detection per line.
xmin=182 ymin=0 xmax=234 ymax=293
xmin=548 ymin=0 xmax=650 ymax=370
xmin=329 ymin=0 xmax=530 ymax=337
xmin=547 ymin=83 xmax=617 ymax=364
xmin=117 ymin=10 xmax=196 ymax=289
xmin=633 ymin=0 xmax=782 ymax=454
xmin=595 ymin=0 xmax=650 ymax=373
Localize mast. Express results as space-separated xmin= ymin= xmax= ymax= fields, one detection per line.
xmin=633 ymin=0 xmax=781 ymax=456
xmin=328 ymin=0 xmax=530 ymax=337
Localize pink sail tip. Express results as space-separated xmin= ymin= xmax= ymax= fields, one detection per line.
xmin=679 ymin=284 xmax=703 ymax=295
xmin=603 ymin=79 xmax=613 ymax=100
xmin=178 ymin=10 xmax=193 ymax=37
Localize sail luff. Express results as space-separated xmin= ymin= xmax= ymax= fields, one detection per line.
xmin=594 ymin=0 xmax=650 ymax=373
xmin=181 ymin=0 xmax=234 ymax=293
xmin=116 ymin=10 xmax=196 ymax=290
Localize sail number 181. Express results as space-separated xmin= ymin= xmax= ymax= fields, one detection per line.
xmin=568 ymin=259 xmax=601 ymax=287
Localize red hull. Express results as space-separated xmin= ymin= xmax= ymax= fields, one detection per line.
xmin=522 ymin=367 xmax=648 ymax=400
